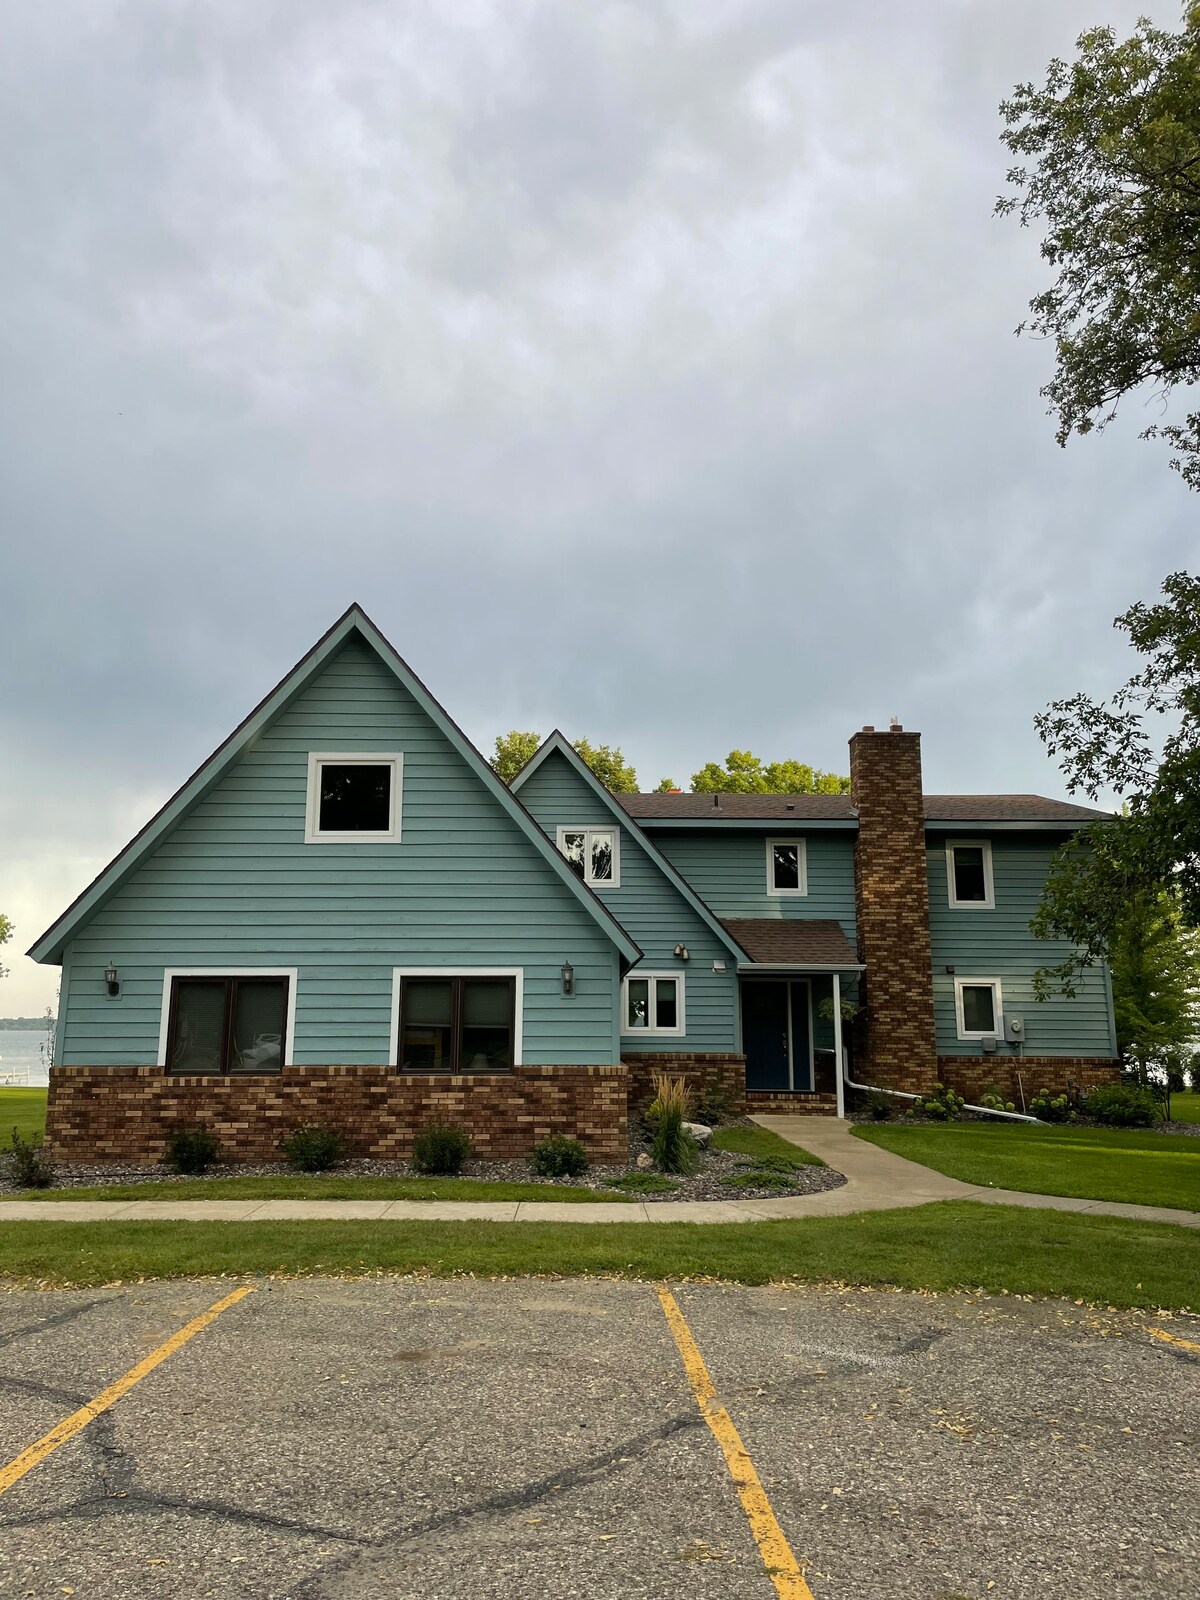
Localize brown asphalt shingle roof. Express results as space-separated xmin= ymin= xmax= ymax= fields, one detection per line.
xmin=720 ymin=918 xmax=861 ymax=967
xmin=619 ymin=793 xmax=1109 ymax=824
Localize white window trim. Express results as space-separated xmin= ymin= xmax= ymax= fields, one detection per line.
xmin=556 ymin=825 xmax=621 ymax=888
xmin=766 ymin=836 xmax=809 ymax=897
xmin=621 ymin=971 xmax=686 ymax=1037
xmin=953 ymin=976 xmax=1003 ymax=1041
xmin=389 ymin=967 xmax=525 ymax=1067
xmin=157 ymin=968 xmax=298 ymax=1067
xmin=305 ymin=751 xmax=403 ymax=845
xmin=945 ymin=838 xmax=994 ymax=909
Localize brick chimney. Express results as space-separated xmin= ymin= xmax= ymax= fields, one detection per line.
xmin=849 ymin=725 xmax=938 ymax=1092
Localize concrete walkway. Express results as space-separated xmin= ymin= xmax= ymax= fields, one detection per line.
xmin=0 ymin=1118 xmax=1197 ymax=1228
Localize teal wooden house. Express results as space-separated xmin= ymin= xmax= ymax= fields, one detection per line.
xmin=30 ymin=606 xmax=1119 ymax=1164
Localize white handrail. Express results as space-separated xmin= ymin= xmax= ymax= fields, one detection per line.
xmin=842 ymin=1065 xmax=1043 ymax=1124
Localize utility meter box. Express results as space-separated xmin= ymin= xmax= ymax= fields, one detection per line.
xmin=1004 ymin=1016 xmax=1025 ymax=1043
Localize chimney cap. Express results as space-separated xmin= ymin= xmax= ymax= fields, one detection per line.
xmin=861 ymin=725 xmax=875 ymax=734
xmin=889 ymin=717 xmax=904 ymax=732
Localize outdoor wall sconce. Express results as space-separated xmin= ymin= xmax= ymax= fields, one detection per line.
xmin=561 ymin=961 xmax=574 ymax=996
xmin=673 ymin=944 xmax=690 ymax=961
xmin=104 ymin=962 xmax=120 ymax=997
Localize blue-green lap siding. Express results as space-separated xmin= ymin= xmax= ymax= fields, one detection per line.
xmin=517 ymin=754 xmax=740 ymax=1053
xmin=649 ymin=828 xmax=857 ymax=942
xmin=59 ymin=639 xmax=621 ymax=1067
xmin=927 ymin=834 xmax=1117 ymax=1059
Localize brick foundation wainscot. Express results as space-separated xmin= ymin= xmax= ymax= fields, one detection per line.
xmin=938 ymin=1056 xmax=1120 ymax=1106
xmin=45 ymin=1064 xmax=628 ymax=1166
xmin=622 ymin=1053 xmax=746 ymax=1120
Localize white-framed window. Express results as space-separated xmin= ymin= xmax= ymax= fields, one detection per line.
xmin=954 ymin=977 xmax=1003 ymax=1040
xmin=157 ymin=968 xmax=298 ymax=1072
xmin=389 ymin=968 xmax=524 ymax=1073
xmin=305 ymin=752 xmax=402 ymax=844
xmin=766 ymin=837 xmax=808 ymax=897
xmin=946 ymin=839 xmax=994 ymax=909
xmin=622 ymin=971 xmax=685 ymax=1036
xmin=556 ymin=826 xmax=620 ymax=888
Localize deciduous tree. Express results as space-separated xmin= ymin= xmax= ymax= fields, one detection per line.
xmin=690 ymin=751 xmax=849 ymax=795
xmin=491 ymin=731 xmax=638 ymax=793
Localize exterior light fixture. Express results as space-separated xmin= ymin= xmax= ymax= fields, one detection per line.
xmin=104 ymin=961 xmax=120 ymax=997
xmin=673 ymin=944 xmax=690 ymax=962
xmin=561 ymin=961 xmax=574 ymax=997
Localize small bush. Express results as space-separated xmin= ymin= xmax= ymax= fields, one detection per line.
xmin=530 ymin=1135 xmax=590 ymax=1178
xmin=411 ymin=1119 xmax=472 ymax=1175
xmin=1085 ymin=1082 xmax=1163 ymax=1128
xmin=861 ymin=1091 xmax=895 ymax=1121
xmin=5 ymin=1127 xmax=54 ymax=1190
xmin=652 ymin=1105 xmax=699 ymax=1175
xmin=1028 ymin=1090 xmax=1072 ymax=1124
xmin=694 ymin=1082 xmax=735 ymax=1126
xmin=979 ymin=1091 xmax=1018 ymax=1114
xmin=743 ymin=1153 xmax=806 ymax=1174
xmin=283 ymin=1125 xmax=346 ymax=1172
xmin=721 ymin=1167 xmax=795 ymax=1190
xmin=910 ymin=1085 xmax=965 ymax=1121
xmin=605 ymin=1171 xmax=680 ymax=1193
xmin=165 ymin=1124 xmax=221 ymax=1175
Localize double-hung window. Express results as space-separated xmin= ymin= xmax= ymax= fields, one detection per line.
xmin=622 ymin=972 xmax=685 ymax=1036
xmin=954 ymin=978 xmax=1002 ymax=1040
xmin=396 ymin=975 xmax=517 ymax=1073
xmin=557 ymin=826 xmax=620 ymax=888
xmin=946 ymin=840 xmax=994 ymax=908
xmin=305 ymin=752 xmax=402 ymax=844
xmin=766 ymin=838 xmax=808 ymax=896
xmin=165 ymin=974 xmax=291 ymax=1074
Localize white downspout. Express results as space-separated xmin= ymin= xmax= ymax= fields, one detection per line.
xmin=839 ymin=1066 xmax=1043 ymax=1124
xmin=832 ymin=972 xmax=845 ymax=1120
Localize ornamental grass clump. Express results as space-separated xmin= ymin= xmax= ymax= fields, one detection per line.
xmin=411 ymin=1119 xmax=472 ymax=1175
xmin=651 ymin=1106 xmax=699 ymax=1176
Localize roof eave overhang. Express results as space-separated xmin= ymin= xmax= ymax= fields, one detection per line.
xmin=737 ymin=961 xmax=866 ymax=974
xmin=632 ymin=816 xmax=858 ymax=831
xmin=924 ymin=819 xmax=1108 ymax=832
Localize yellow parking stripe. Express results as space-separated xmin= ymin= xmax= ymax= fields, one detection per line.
xmin=1148 ymin=1326 xmax=1200 ymax=1354
xmin=0 ymin=1284 xmax=255 ymax=1497
xmin=657 ymin=1285 xmax=814 ymax=1600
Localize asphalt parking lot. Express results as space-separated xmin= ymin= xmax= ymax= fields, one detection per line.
xmin=0 ymin=1275 xmax=1197 ymax=1600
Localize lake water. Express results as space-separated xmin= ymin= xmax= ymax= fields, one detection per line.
xmin=0 ymin=1030 xmax=52 ymax=1087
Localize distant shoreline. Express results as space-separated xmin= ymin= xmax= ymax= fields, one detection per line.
xmin=0 ymin=1019 xmax=56 ymax=1030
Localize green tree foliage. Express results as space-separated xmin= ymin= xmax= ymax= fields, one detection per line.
xmin=652 ymin=777 xmax=678 ymax=793
xmin=0 ymin=913 xmax=11 ymax=982
xmin=997 ymin=8 xmax=1200 ymax=486
xmin=491 ymin=731 xmax=638 ymax=793
xmin=690 ymin=751 xmax=850 ymax=795
xmin=1031 ymin=571 xmax=1200 ymax=987
xmin=1107 ymin=891 xmax=1200 ymax=1081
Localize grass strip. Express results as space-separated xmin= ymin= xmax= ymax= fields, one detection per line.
xmin=0 ymin=1174 xmax=634 ymax=1204
xmin=0 ymin=1202 xmax=1195 ymax=1309
xmin=0 ymin=1089 xmax=47 ymax=1146
xmin=711 ymin=1125 xmax=823 ymax=1166
xmin=854 ymin=1122 xmax=1200 ymax=1212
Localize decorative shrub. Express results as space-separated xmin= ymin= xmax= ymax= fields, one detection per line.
xmin=605 ymin=1171 xmax=680 ymax=1193
xmin=745 ymin=1153 xmax=806 ymax=1174
xmin=5 ymin=1127 xmax=54 ymax=1190
xmin=530 ymin=1135 xmax=590 ymax=1178
xmin=860 ymin=1091 xmax=895 ymax=1121
xmin=979 ymin=1091 xmax=1018 ymax=1114
xmin=694 ymin=1082 xmax=735 ymax=1126
xmin=283 ymin=1125 xmax=346 ymax=1172
xmin=1028 ymin=1090 xmax=1073 ymax=1123
xmin=165 ymin=1124 xmax=221 ymax=1175
xmin=1085 ymin=1083 xmax=1163 ymax=1128
xmin=721 ymin=1167 xmax=795 ymax=1190
xmin=651 ymin=1105 xmax=699 ymax=1175
xmin=909 ymin=1085 xmax=965 ymax=1121
xmin=411 ymin=1119 xmax=472 ymax=1174
xmin=645 ymin=1072 xmax=694 ymax=1134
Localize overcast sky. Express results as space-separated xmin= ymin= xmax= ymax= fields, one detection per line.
xmin=2 ymin=0 xmax=1196 ymax=1014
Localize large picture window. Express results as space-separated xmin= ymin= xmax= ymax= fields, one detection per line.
xmin=165 ymin=974 xmax=290 ymax=1074
xmin=305 ymin=752 xmax=402 ymax=844
xmin=395 ymin=974 xmax=517 ymax=1073
xmin=622 ymin=972 xmax=685 ymax=1036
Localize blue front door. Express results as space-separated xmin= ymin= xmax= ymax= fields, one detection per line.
xmin=742 ymin=981 xmax=813 ymax=1092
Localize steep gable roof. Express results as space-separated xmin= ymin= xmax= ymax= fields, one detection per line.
xmin=29 ymin=607 xmax=642 ymax=967
xmin=512 ymin=733 xmax=748 ymax=963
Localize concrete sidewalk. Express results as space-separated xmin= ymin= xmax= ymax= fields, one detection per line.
xmin=0 ymin=1117 xmax=1196 ymax=1228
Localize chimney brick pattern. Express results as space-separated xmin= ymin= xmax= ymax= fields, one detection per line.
xmin=849 ymin=727 xmax=939 ymax=1092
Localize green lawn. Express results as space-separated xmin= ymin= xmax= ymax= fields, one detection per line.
xmin=855 ymin=1121 xmax=1200 ymax=1212
xmin=710 ymin=1124 xmax=822 ymax=1165
xmin=1171 ymin=1091 xmax=1200 ymax=1125
xmin=0 ymin=1203 xmax=1194 ymax=1308
xmin=0 ymin=1087 xmax=47 ymax=1144
xmin=0 ymin=1173 xmax=633 ymax=1204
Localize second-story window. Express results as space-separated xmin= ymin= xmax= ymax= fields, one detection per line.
xmin=557 ymin=827 xmax=620 ymax=888
xmin=766 ymin=838 xmax=808 ymax=896
xmin=305 ymin=752 xmax=403 ymax=844
xmin=946 ymin=840 xmax=994 ymax=908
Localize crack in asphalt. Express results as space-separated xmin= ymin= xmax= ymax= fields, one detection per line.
xmin=0 ymin=1487 xmax=370 ymax=1544
xmin=0 ymin=1298 xmax=107 ymax=1350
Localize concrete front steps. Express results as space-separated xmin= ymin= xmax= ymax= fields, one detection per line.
xmin=746 ymin=1092 xmax=840 ymax=1116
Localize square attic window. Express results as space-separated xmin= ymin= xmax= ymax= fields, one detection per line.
xmin=305 ymin=753 xmax=402 ymax=843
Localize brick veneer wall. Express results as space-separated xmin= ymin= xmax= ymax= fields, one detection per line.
xmin=621 ymin=1053 xmax=747 ymax=1119
xmin=45 ymin=1064 xmax=628 ymax=1166
xmin=939 ymin=1056 xmax=1119 ymax=1105
xmin=849 ymin=727 xmax=939 ymax=1093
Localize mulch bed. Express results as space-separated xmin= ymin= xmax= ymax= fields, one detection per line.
xmin=1 ymin=1118 xmax=849 ymax=1203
